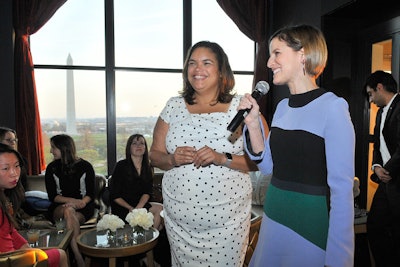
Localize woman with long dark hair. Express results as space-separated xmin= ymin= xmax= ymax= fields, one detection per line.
xmin=109 ymin=134 xmax=162 ymax=230
xmin=0 ymin=143 xmax=68 ymax=267
xmin=45 ymin=134 xmax=95 ymax=267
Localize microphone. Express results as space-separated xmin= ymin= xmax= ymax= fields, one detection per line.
xmin=227 ymin=81 xmax=270 ymax=132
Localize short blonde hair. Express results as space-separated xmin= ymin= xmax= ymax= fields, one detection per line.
xmin=270 ymin=24 xmax=328 ymax=79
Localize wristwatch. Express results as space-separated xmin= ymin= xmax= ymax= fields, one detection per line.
xmin=224 ymin=153 xmax=233 ymax=168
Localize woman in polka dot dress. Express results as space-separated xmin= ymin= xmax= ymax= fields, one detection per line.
xmin=150 ymin=41 xmax=258 ymax=266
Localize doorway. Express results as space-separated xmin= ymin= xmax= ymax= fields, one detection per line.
xmin=366 ymin=39 xmax=393 ymax=209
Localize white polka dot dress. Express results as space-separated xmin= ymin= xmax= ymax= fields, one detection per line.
xmin=159 ymin=96 xmax=252 ymax=267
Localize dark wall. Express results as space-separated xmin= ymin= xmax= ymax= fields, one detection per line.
xmin=271 ymin=0 xmax=322 ymax=30
xmin=321 ymin=0 xmax=352 ymax=15
xmin=0 ymin=0 xmax=15 ymax=129
xmin=267 ymin=0 xmax=350 ymax=107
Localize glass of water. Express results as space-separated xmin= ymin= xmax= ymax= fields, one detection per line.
xmin=27 ymin=229 xmax=40 ymax=247
xmin=55 ymin=218 xmax=66 ymax=234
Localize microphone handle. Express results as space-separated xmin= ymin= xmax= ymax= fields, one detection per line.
xmin=227 ymin=109 xmax=248 ymax=132
xmin=227 ymin=89 xmax=264 ymax=132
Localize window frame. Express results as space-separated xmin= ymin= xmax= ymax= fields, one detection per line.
xmin=32 ymin=0 xmax=255 ymax=175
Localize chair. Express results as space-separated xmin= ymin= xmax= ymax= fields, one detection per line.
xmin=80 ymin=174 xmax=107 ymax=229
xmin=101 ymin=175 xmax=111 ymax=214
xmin=0 ymin=249 xmax=48 ymax=267
xmin=243 ymin=215 xmax=262 ymax=267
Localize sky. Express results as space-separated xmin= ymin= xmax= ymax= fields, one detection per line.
xmin=30 ymin=0 xmax=255 ymax=119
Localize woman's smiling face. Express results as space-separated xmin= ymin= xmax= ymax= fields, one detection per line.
xmin=187 ymin=47 xmax=220 ymax=94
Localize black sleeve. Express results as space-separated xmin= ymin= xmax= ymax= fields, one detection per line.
xmin=44 ymin=162 xmax=57 ymax=202
xmin=109 ymin=161 xmax=124 ymax=201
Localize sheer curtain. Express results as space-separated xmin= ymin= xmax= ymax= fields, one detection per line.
xmin=217 ymin=0 xmax=272 ymax=123
xmin=13 ymin=0 xmax=66 ymax=174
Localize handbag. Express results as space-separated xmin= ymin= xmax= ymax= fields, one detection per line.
xmin=370 ymin=173 xmax=380 ymax=184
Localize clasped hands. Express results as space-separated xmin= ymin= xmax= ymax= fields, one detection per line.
xmin=63 ymin=199 xmax=86 ymax=209
xmin=173 ymin=145 xmax=226 ymax=168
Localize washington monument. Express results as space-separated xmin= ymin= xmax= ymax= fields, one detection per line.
xmin=66 ymin=53 xmax=77 ymax=134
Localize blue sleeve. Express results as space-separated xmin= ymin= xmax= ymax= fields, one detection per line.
xmin=324 ymin=97 xmax=355 ymax=267
xmin=243 ymin=117 xmax=273 ymax=175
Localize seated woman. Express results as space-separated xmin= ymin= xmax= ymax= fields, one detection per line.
xmin=0 ymin=127 xmax=52 ymax=228
xmin=45 ymin=134 xmax=95 ymax=267
xmin=109 ymin=134 xmax=162 ymax=230
xmin=0 ymin=143 xmax=68 ymax=267
xmin=0 ymin=127 xmax=26 ymax=189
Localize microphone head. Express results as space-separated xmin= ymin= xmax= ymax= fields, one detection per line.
xmin=255 ymin=81 xmax=270 ymax=95
xmin=251 ymin=81 xmax=270 ymax=100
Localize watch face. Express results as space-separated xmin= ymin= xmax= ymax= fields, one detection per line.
xmin=226 ymin=153 xmax=233 ymax=160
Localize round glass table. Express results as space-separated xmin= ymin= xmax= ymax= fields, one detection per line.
xmin=77 ymin=225 xmax=159 ymax=267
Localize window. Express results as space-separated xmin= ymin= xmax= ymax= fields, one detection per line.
xmin=192 ymin=0 xmax=254 ymax=71
xmin=31 ymin=0 xmax=255 ymax=175
xmin=114 ymin=1 xmax=183 ymax=69
xmin=31 ymin=0 xmax=105 ymax=66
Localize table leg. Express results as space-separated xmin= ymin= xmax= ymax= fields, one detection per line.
xmin=84 ymin=257 xmax=91 ymax=267
xmin=65 ymin=248 xmax=70 ymax=266
xmin=146 ymin=250 xmax=155 ymax=267
xmin=109 ymin=257 xmax=116 ymax=267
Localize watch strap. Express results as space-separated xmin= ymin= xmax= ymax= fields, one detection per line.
xmin=223 ymin=153 xmax=232 ymax=167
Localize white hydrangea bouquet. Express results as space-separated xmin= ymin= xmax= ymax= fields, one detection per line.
xmin=97 ymin=214 xmax=125 ymax=232
xmin=125 ymin=208 xmax=154 ymax=230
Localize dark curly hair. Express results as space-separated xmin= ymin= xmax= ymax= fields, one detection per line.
xmin=181 ymin=41 xmax=235 ymax=105
xmin=364 ymin=70 xmax=398 ymax=97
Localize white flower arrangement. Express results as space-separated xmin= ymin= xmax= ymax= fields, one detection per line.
xmin=97 ymin=214 xmax=125 ymax=232
xmin=125 ymin=208 xmax=154 ymax=230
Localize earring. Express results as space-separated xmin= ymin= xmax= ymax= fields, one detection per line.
xmin=302 ymin=61 xmax=306 ymax=76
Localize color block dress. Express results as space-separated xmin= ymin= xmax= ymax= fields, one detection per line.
xmin=45 ymin=159 xmax=96 ymax=221
xmin=159 ymin=95 xmax=252 ymax=267
xmin=245 ymin=89 xmax=355 ymax=267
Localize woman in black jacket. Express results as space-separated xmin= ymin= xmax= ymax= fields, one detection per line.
xmin=109 ymin=134 xmax=162 ymax=230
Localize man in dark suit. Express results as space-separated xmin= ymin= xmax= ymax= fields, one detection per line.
xmin=365 ymin=70 xmax=400 ymax=267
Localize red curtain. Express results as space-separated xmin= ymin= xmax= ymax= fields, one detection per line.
xmin=13 ymin=0 xmax=66 ymax=175
xmin=217 ymin=0 xmax=272 ymax=123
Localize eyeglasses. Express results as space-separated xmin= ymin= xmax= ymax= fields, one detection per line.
xmin=3 ymin=138 xmax=18 ymax=143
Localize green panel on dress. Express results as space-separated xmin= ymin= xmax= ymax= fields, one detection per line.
xmin=264 ymin=184 xmax=329 ymax=250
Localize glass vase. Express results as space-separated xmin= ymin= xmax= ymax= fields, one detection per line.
xmin=107 ymin=229 xmax=117 ymax=243
xmin=133 ymin=226 xmax=145 ymax=244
